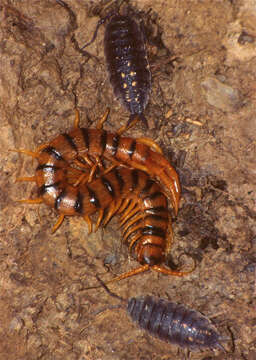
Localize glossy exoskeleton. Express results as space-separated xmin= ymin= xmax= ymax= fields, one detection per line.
xmin=83 ymin=8 xmax=151 ymax=127
xmin=127 ymin=295 xmax=225 ymax=350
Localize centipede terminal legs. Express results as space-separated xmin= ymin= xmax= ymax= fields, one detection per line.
xmin=103 ymin=261 xmax=196 ymax=285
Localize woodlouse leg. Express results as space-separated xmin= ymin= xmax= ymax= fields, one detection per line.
xmin=51 ymin=214 xmax=65 ymax=233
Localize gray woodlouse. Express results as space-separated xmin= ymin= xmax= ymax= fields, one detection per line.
xmin=91 ymin=277 xmax=226 ymax=351
xmin=83 ymin=7 xmax=151 ymax=127
xmin=127 ymin=295 xmax=225 ymax=350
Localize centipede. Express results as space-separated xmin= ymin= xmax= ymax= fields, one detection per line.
xmin=17 ymin=109 xmax=181 ymax=214
xmin=15 ymin=109 xmax=191 ymax=282
xmin=82 ymin=4 xmax=151 ymax=127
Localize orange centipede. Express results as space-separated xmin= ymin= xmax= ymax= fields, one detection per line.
xmin=17 ymin=109 xmax=181 ymax=216
xmin=15 ymin=110 xmax=192 ymax=281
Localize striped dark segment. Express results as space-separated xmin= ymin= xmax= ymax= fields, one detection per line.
xmin=81 ymin=128 xmax=90 ymax=150
xmin=36 ymin=164 xmax=60 ymax=171
xmin=42 ymin=146 xmax=64 ymax=161
xmin=101 ymin=176 xmax=115 ymax=198
xmin=128 ymin=140 xmax=136 ymax=158
xmin=74 ymin=191 xmax=83 ymax=213
xmin=145 ymin=191 xmax=164 ymax=201
xmin=55 ymin=189 xmax=67 ymax=210
xmin=111 ymin=134 xmax=120 ymax=156
xmin=38 ymin=181 xmax=61 ymax=195
xmin=142 ymin=178 xmax=154 ymax=194
xmin=142 ymin=226 xmax=166 ymax=238
xmin=114 ymin=168 xmax=124 ymax=192
xmin=144 ymin=214 xmax=168 ymax=222
xmin=100 ymin=130 xmax=107 ymax=155
xmin=131 ymin=169 xmax=139 ymax=190
xmin=145 ymin=206 xmax=168 ymax=215
xmin=87 ymin=185 xmax=100 ymax=208
xmin=62 ymin=133 xmax=78 ymax=153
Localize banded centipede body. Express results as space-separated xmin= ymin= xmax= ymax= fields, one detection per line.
xmin=15 ymin=110 xmax=192 ymax=281
xmin=19 ymin=110 xmax=180 ymax=214
xmin=83 ymin=6 xmax=151 ymax=127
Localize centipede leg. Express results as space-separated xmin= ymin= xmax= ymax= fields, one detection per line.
xmin=164 ymin=216 xmax=174 ymax=255
xmin=52 ymin=214 xmax=65 ymax=233
xmin=116 ymin=115 xmax=140 ymax=135
xmin=151 ymin=262 xmax=196 ymax=277
xmin=136 ymin=137 xmax=163 ymax=154
xmin=16 ymin=176 xmax=37 ymax=183
xmin=84 ymin=215 xmax=93 ymax=234
xmin=74 ymin=109 xmax=81 ymax=128
xmin=121 ymin=213 xmax=144 ymax=232
xmin=11 ymin=148 xmax=39 ymax=159
xmin=96 ymin=108 xmax=110 ymax=130
xmin=106 ymin=264 xmax=150 ymax=284
xmin=94 ymin=208 xmax=105 ymax=232
xmin=101 ymin=201 xmax=118 ymax=227
xmin=102 ymin=199 xmax=123 ymax=227
xmin=18 ymin=198 xmax=43 ymax=204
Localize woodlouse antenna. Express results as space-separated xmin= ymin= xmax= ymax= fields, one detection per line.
xmin=95 ymin=274 xmax=126 ymax=304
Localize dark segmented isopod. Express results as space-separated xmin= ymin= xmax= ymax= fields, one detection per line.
xmin=127 ymin=295 xmax=225 ymax=350
xmin=83 ymin=8 xmax=151 ymax=127
xmin=104 ymin=13 xmax=151 ymax=127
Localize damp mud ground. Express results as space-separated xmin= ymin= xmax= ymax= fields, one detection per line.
xmin=0 ymin=1 xmax=255 ymax=359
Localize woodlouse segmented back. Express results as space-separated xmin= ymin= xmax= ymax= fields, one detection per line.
xmin=127 ymin=295 xmax=225 ymax=350
xmin=104 ymin=13 xmax=151 ymax=127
